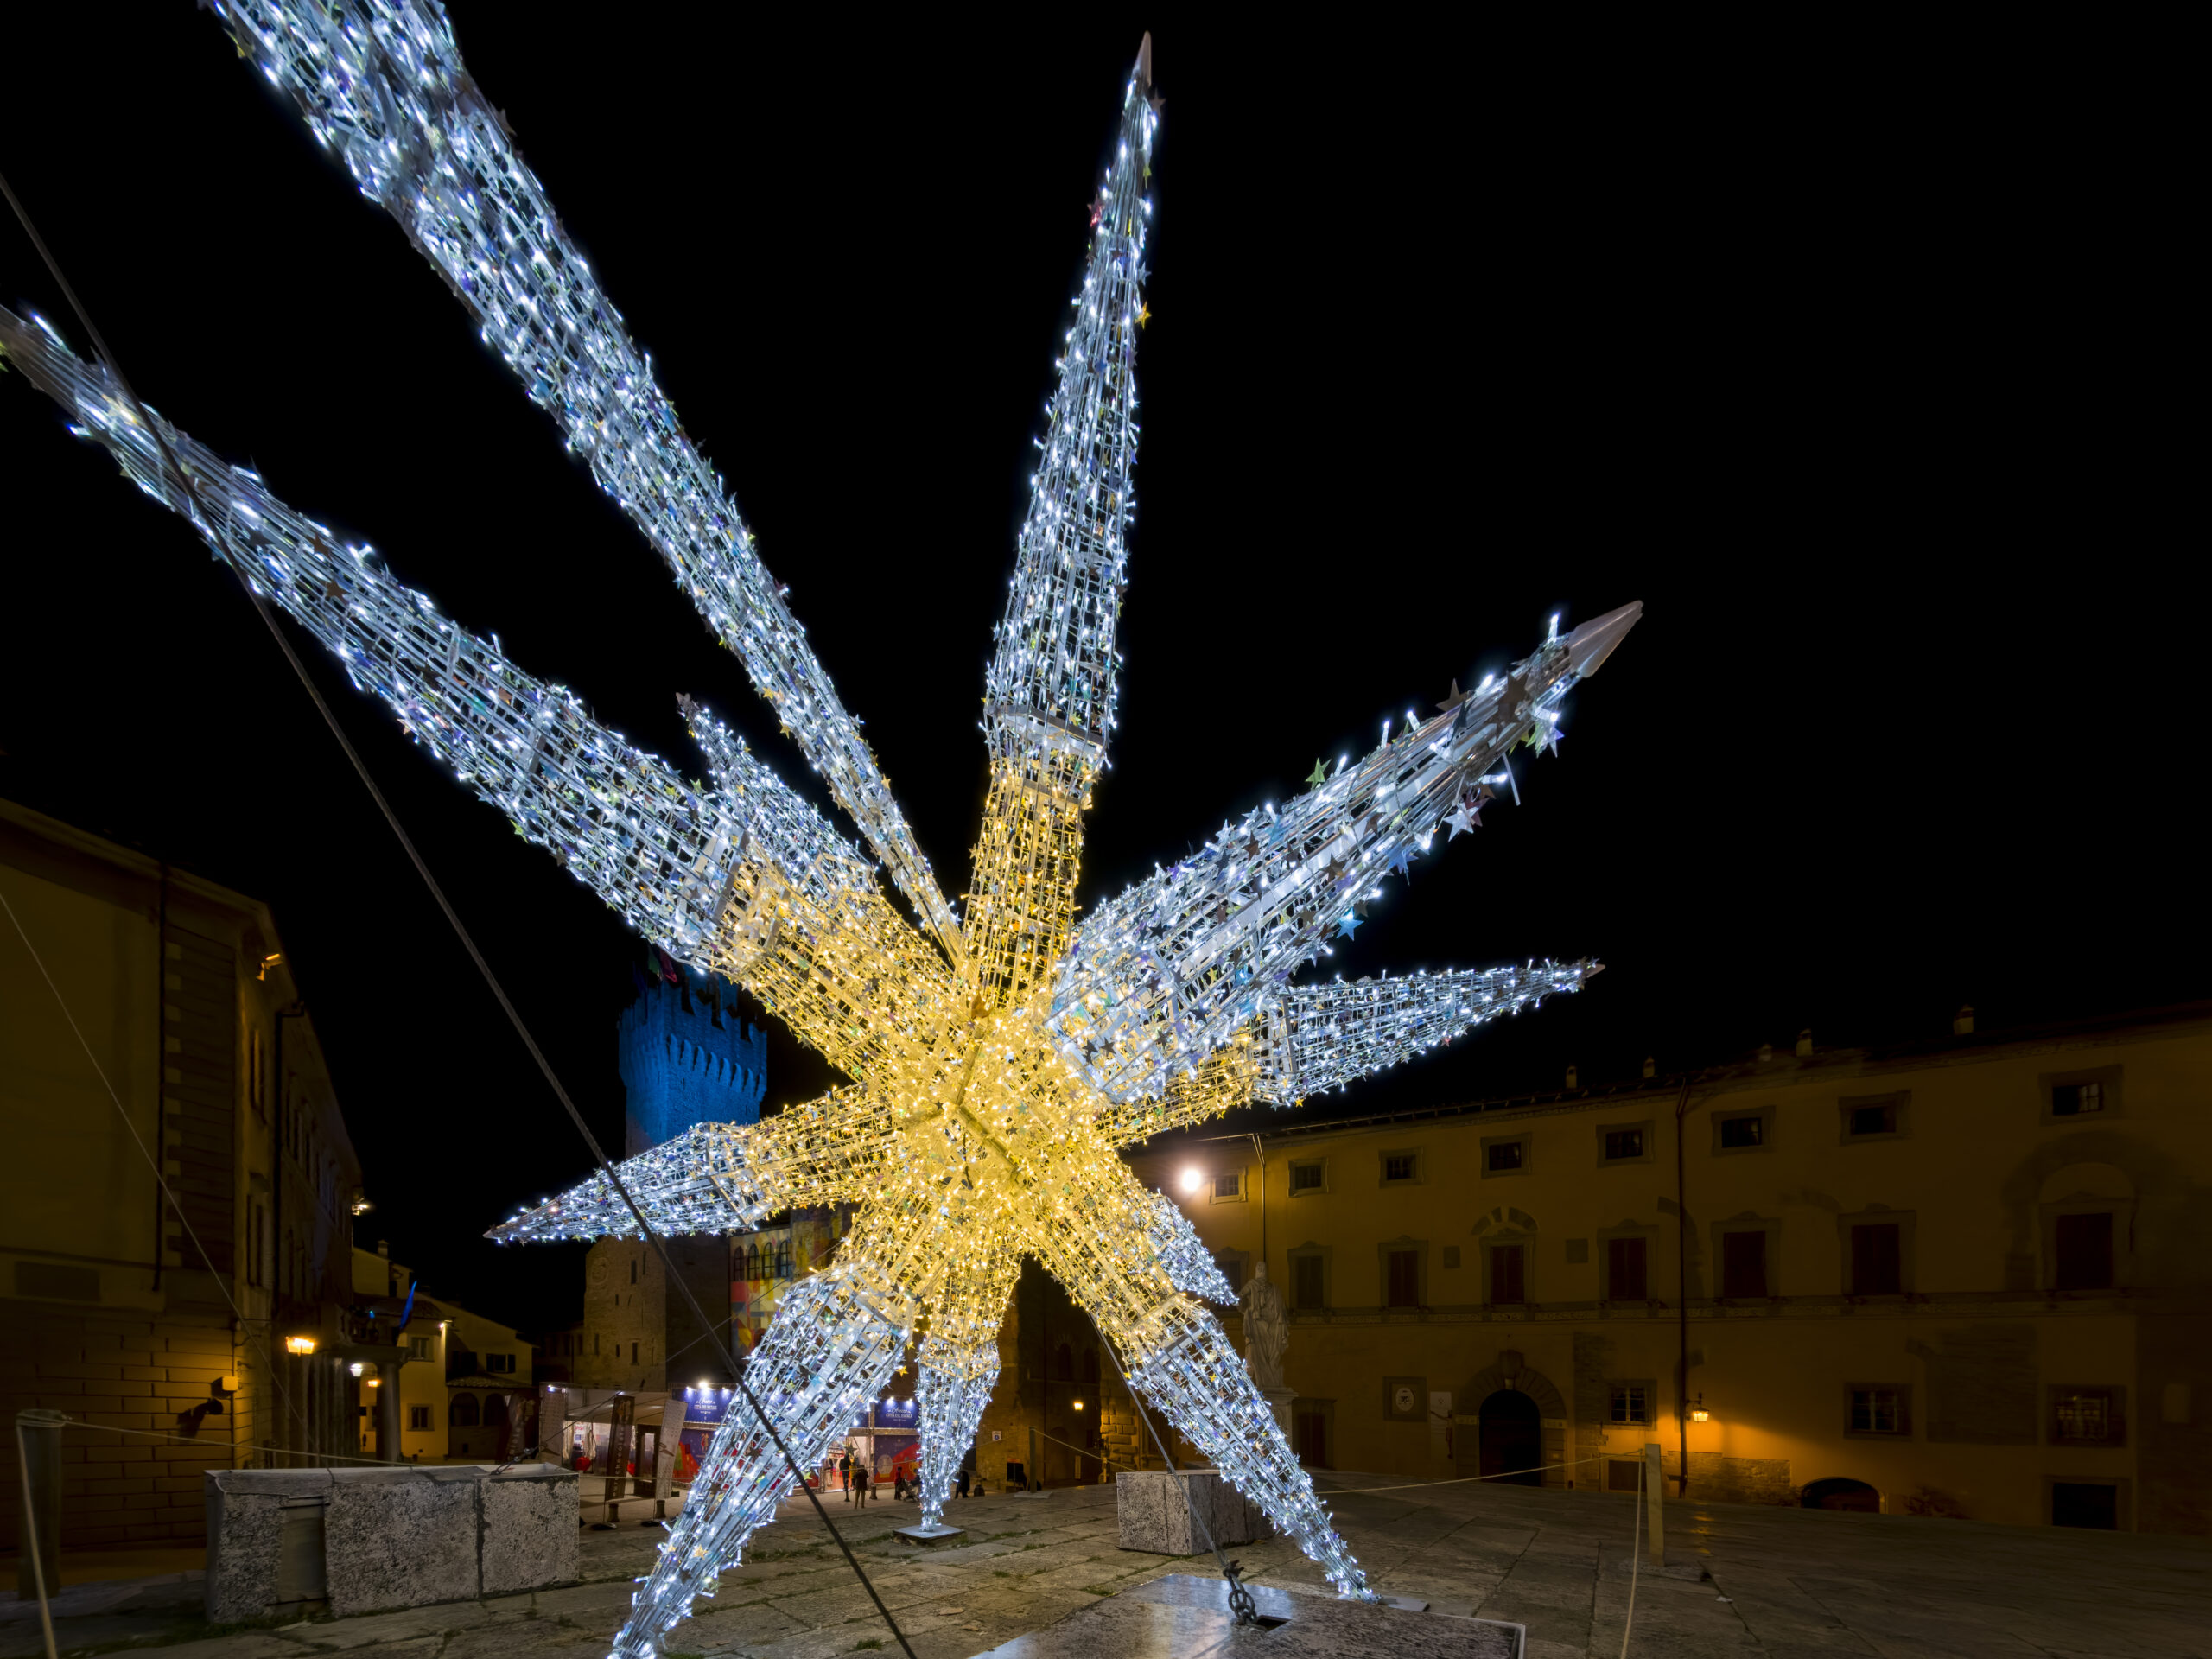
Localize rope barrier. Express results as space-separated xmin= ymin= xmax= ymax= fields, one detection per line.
xmin=1313 ymin=1452 xmax=1616 ymax=1494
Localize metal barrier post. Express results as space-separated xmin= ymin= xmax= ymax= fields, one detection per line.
xmin=16 ymin=1409 xmax=66 ymax=1599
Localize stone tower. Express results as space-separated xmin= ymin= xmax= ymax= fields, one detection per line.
xmin=618 ymin=963 xmax=767 ymax=1156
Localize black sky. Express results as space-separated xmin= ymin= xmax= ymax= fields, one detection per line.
xmin=0 ymin=11 xmax=2186 ymax=1334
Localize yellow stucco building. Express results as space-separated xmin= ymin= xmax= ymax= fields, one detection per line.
xmin=1142 ymin=1004 xmax=2212 ymax=1535
xmin=348 ymin=1243 xmax=536 ymax=1462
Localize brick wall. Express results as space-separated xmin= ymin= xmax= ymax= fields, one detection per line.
xmin=0 ymin=1304 xmax=243 ymax=1550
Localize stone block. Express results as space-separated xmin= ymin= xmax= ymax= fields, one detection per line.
xmin=205 ymin=1464 xmax=579 ymax=1621
xmin=203 ymin=1468 xmax=330 ymax=1623
xmin=325 ymin=1467 xmax=481 ymax=1616
xmin=1115 ymin=1469 xmax=1270 ymax=1554
xmin=481 ymin=1466 xmax=579 ymax=1597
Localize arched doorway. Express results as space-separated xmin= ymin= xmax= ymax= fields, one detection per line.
xmin=1477 ymin=1389 xmax=1543 ymax=1485
xmin=1801 ymin=1477 xmax=1880 ymax=1512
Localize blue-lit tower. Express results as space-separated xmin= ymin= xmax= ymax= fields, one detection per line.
xmin=619 ymin=963 xmax=768 ymax=1155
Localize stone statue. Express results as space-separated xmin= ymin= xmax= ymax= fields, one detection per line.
xmin=1238 ymin=1262 xmax=1287 ymax=1391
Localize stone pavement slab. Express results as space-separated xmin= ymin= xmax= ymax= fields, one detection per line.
xmin=2 ymin=1475 xmax=2206 ymax=1656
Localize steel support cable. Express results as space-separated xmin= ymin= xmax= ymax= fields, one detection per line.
xmin=0 ymin=167 xmax=915 ymax=1659
xmin=1083 ymin=1313 xmax=1263 ymax=1626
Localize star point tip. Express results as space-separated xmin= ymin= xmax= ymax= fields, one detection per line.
xmin=1562 ymin=600 xmax=1642 ymax=679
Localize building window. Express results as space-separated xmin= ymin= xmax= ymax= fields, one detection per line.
xmin=408 ymin=1405 xmax=432 ymax=1431
xmin=1720 ymin=1230 xmax=1769 ymax=1298
xmin=631 ymin=1257 xmax=639 ymax=1286
xmin=1488 ymin=1243 xmax=1527 ymax=1306
xmin=2050 ymin=1386 xmax=2126 ymax=1446
xmin=486 ymin=1352 xmax=516 ymax=1375
xmin=1606 ymin=1236 xmax=1649 ymax=1302
xmin=1214 ymin=1253 xmax=1245 ymax=1296
xmin=1482 ymin=1134 xmax=1529 ymax=1177
xmin=1214 ymin=1170 xmax=1241 ymax=1199
xmin=1604 ymin=1128 xmax=1643 ymax=1161
xmin=2050 ymin=1481 xmax=2120 ymax=1529
xmin=630 ymin=1342 xmax=639 ymax=1363
xmin=1716 ymin=1112 xmax=1767 ymax=1150
xmin=2042 ymin=1065 xmax=2122 ymax=1124
xmin=2055 ymin=1211 xmax=2115 ymax=1290
xmin=1289 ymin=1161 xmax=1325 ymax=1194
xmin=1609 ymin=1382 xmax=1649 ymax=1424
xmin=409 ymin=1336 xmax=432 ymax=1361
xmin=1840 ymin=1091 xmax=1909 ymax=1141
xmin=1382 ymin=1151 xmax=1420 ymax=1184
xmin=1848 ymin=1385 xmax=1910 ymax=1435
xmin=1386 ymin=1250 xmax=1421 ymax=1308
xmin=1294 ymin=1255 xmax=1325 ymax=1310
xmin=1850 ymin=1223 xmax=1903 ymax=1296
xmin=2052 ymin=1081 xmax=2103 ymax=1116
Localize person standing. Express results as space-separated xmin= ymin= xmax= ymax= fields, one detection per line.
xmin=854 ymin=1460 xmax=871 ymax=1507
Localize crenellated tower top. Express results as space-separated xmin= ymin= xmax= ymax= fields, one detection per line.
xmin=618 ymin=963 xmax=768 ymax=1156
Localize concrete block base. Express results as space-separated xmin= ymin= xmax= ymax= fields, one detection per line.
xmin=894 ymin=1522 xmax=967 ymax=1546
xmin=1115 ymin=1469 xmax=1269 ymax=1554
xmin=206 ymin=1464 xmax=577 ymax=1622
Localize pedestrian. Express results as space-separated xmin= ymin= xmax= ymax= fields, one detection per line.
xmin=840 ymin=1447 xmax=854 ymax=1502
xmin=854 ymin=1461 xmax=871 ymax=1507
xmin=954 ymin=1461 xmax=970 ymax=1501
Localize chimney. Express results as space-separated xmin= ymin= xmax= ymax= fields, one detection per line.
xmin=1565 ymin=1065 xmax=1579 ymax=1090
xmin=1796 ymin=1028 xmax=1813 ymax=1058
xmin=376 ymin=1240 xmax=391 ymax=1259
xmin=1953 ymin=1005 xmax=1974 ymax=1036
xmin=1642 ymin=1056 xmax=1656 ymax=1081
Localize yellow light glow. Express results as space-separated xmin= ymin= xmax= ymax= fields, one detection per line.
xmin=284 ymin=1336 xmax=318 ymax=1356
xmin=366 ymin=1378 xmax=380 ymax=1388
xmin=1691 ymin=1408 xmax=1710 ymax=1422
xmin=1072 ymin=1399 xmax=1084 ymax=1411
xmin=1179 ymin=1167 xmax=1202 ymax=1193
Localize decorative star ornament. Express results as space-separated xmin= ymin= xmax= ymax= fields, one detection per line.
xmin=0 ymin=15 xmax=1643 ymax=1656
xmin=1446 ymin=803 xmax=1480 ymax=838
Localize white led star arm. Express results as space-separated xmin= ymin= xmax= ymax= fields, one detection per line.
xmin=484 ymin=1087 xmax=896 ymax=1245
xmin=209 ymin=0 xmax=964 ymax=962
xmin=1141 ymin=1189 xmax=1238 ymax=1305
xmin=0 ymin=305 xmax=874 ymax=961
xmin=1051 ymin=605 xmax=1640 ymax=1102
xmin=983 ymin=60 xmax=1154 ymax=763
xmin=964 ymin=45 xmax=1158 ymax=1007
xmin=1252 ymin=959 xmax=1598 ymax=1104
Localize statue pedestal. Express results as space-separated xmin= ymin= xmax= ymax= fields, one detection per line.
xmin=1261 ymin=1387 xmax=1296 ymax=1436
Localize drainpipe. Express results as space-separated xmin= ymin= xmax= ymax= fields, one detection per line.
xmin=1249 ymin=1134 xmax=1268 ymax=1281
xmin=1675 ymin=1077 xmax=1693 ymax=1497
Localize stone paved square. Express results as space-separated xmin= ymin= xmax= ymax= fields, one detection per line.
xmin=5 ymin=1477 xmax=2207 ymax=1657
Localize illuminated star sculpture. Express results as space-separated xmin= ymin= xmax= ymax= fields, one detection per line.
xmin=0 ymin=7 xmax=1641 ymax=1652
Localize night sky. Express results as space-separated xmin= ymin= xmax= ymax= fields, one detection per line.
xmin=0 ymin=12 xmax=2181 ymax=1334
